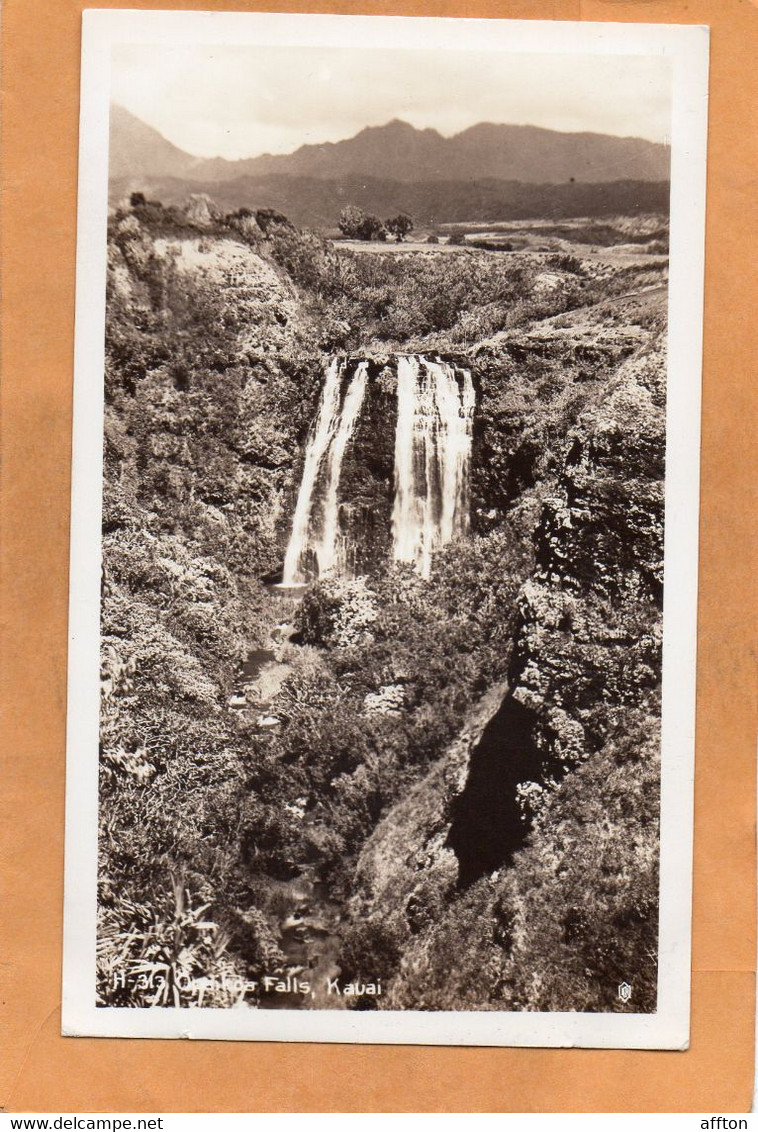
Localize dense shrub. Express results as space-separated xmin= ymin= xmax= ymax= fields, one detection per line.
xmin=338 ymin=205 xmax=386 ymax=241
xmin=99 ymin=196 xmax=667 ymax=1011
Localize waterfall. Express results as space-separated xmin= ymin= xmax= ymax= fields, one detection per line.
xmin=391 ymin=356 xmax=475 ymax=579
xmin=312 ymin=361 xmax=368 ymax=577
xmin=281 ymin=359 xmax=367 ymax=585
xmin=281 ymin=353 xmax=474 ymax=586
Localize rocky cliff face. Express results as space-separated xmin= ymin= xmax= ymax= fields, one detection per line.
xmin=342 ymin=296 xmax=665 ymax=1013
xmin=105 ymin=213 xmax=329 ymax=576
xmin=98 ymin=210 xmax=335 ymax=1003
xmin=314 ymin=359 xmax=398 ymax=578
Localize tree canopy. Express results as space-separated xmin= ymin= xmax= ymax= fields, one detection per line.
xmin=385 ymin=213 xmax=414 ymax=242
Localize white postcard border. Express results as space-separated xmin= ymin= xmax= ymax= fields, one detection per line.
xmin=63 ymin=9 xmax=709 ymax=1048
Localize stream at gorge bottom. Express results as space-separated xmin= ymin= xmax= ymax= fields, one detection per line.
xmin=261 ymin=864 xmax=346 ymax=1011
xmin=230 ymin=591 xmax=350 ymax=1011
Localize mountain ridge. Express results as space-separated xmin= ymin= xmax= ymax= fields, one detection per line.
xmin=110 ymin=104 xmax=670 ymax=188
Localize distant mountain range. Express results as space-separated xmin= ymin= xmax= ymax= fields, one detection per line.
xmin=109 ymin=104 xmax=671 ymax=226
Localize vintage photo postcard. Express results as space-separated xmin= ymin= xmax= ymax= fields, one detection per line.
xmin=62 ymin=9 xmax=708 ymax=1047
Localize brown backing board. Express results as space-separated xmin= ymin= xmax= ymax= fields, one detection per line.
xmin=1 ymin=0 xmax=756 ymax=1113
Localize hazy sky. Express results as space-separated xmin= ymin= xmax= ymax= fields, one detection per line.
xmin=111 ymin=44 xmax=672 ymax=161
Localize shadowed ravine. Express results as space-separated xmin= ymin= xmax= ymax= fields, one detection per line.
xmin=447 ymin=696 xmax=540 ymax=887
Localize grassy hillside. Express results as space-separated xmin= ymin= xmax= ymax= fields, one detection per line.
xmin=110 ymin=173 xmax=670 ymax=230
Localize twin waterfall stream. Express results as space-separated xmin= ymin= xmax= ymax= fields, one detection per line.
xmin=282 ymin=355 xmax=475 ymax=584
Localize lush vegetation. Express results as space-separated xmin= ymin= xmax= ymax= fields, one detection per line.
xmin=337 ymin=206 xmax=415 ymax=242
xmin=98 ymin=194 xmax=666 ymax=1013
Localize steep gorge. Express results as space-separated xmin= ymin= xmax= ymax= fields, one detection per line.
xmin=98 ymin=199 xmax=665 ymax=1013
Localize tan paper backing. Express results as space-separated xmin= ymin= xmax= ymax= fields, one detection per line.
xmin=1 ymin=0 xmax=756 ymax=1113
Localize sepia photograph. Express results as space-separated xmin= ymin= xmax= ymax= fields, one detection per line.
xmin=62 ymin=10 xmax=708 ymax=1047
